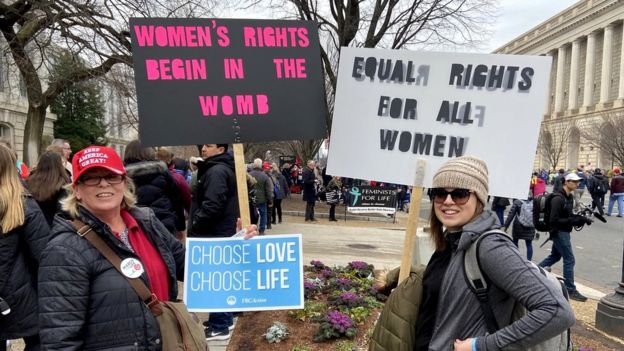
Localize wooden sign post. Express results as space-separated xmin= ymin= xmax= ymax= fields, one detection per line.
xmin=399 ymin=159 xmax=427 ymax=283
xmin=233 ymin=143 xmax=251 ymax=228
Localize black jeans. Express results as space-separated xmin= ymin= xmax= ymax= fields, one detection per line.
xmin=305 ymin=202 xmax=315 ymax=220
xmin=591 ymin=193 xmax=605 ymax=215
xmin=272 ymin=199 xmax=283 ymax=223
xmin=329 ymin=204 xmax=337 ymax=220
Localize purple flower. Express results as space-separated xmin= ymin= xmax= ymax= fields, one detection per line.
xmin=336 ymin=277 xmax=352 ymax=285
xmin=340 ymin=292 xmax=358 ymax=302
xmin=349 ymin=261 xmax=368 ymax=270
xmin=326 ymin=310 xmax=354 ymax=332
xmin=304 ymin=281 xmax=316 ymax=290
xmin=321 ymin=269 xmax=335 ymax=278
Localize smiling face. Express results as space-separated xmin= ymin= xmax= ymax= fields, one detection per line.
xmin=73 ymin=168 xmax=127 ymax=217
xmin=433 ymin=188 xmax=479 ymax=231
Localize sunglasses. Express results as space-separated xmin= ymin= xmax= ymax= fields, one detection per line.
xmin=430 ymin=188 xmax=473 ymax=205
xmin=79 ymin=174 xmax=124 ymax=186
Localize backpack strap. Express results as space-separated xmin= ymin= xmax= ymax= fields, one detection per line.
xmin=463 ymin=229 xmax=510 ymax=334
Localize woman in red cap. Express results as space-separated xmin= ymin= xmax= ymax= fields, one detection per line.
xmin=37 ymin=146 xmax=257 ymax=350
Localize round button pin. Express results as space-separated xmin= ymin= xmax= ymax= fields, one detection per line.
xmin=120 ymin=258 xmax=144 ymax=278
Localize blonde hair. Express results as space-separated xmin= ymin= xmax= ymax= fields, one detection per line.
xmin=60 ymin=176 xmax=137 ymax=218
xmin=0 ymin=144 xmax=25 ymax=233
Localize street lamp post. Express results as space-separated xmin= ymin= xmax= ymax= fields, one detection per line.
xmin=595 ymin=238 xmax=624 ymax=338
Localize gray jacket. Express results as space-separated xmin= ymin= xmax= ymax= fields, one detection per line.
xmin=429 ymin=211 xmax=574 ymax=350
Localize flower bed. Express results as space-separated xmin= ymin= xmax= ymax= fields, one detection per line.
xmin=227 ymin=260 xmax=385 ymax=350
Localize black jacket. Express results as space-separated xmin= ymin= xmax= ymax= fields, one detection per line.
xmin=588 ymin=174 xmax=609 ymax=195
xmin=125 ymin=160 xmax=185 ymax=233
xmin=302 ymin=167 xmax=317 ymax=203
xmin=0 ymin=196 xmax=50 ymax=340
xmin=35 ymin=188 xmax=67 ymax=226
xmin=188 ymin=153 xmax=239 ymax=238
xmin=549 ymin=189 xmax=576 ymax=233
xmin=503 ymin=199 xmax=536 ymax=241
xmin=38 ymin=206 xmax=185 ymax=350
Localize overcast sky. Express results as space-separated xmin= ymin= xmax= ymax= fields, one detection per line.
xmin=485 ymin=0 xmax=579 ymax=52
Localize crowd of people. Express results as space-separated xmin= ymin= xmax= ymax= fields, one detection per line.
xmin=0 ymin=140 xmax=258 ymax=349
xmin=1 ymin=138 xmax=622 ymax=349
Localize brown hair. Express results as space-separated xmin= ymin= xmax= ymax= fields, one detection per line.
xmin=27 ymin=151 xmax=70 ymax=202
xmin=123 ymin=140 xmax=155 ymax=163
xmin=0 ymin=143 xmax=25 ymax=233
xmin=428 ymin=198 xmax=484 ymax=251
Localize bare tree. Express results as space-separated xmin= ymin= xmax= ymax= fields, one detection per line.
xmin=238 ymin=0 xmax=498 ymax=160
xmin=0 ymin=0 xmax=215 ymax=164
xmin=580 ymin=112 xmax=624 ymax=168
xmin=539 ymin=123 xmax=573 ymax=171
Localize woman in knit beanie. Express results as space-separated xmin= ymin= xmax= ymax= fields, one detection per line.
xmin=411 ymin=156 xmax=574 ymax=351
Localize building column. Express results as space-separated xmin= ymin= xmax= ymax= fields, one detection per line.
xmin=568 ymin=39 xmax=581 ymax=110
xmin=600 ymin=24 xmax=614 ymax=104
xmin=554 ymin=45 xmax=566 ymax=113
xmin=582 ymin=32 xmax=596 ymax=109
xmin=618 ymin=22 xmax=624 ymax=105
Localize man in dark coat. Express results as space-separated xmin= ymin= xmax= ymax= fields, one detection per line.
xmin=552 ymin=168 xmax=566 ymax=192
xmin=302 ymin=160 xmax=318 ymax=221
xmin=188 ymin=143 xmax=239 ymax=340
xmin=588 ymin=168 xmax=609 ymax=215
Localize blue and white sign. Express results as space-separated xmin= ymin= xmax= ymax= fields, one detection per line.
xmin=183 ymin=234 xmax=303 ymax=312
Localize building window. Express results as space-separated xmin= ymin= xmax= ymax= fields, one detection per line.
xmin=0 ymin=123 xmax=11 ymax=144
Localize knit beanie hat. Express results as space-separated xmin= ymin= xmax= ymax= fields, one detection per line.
xmin=432 ymin=155 xmax=489 ymax=205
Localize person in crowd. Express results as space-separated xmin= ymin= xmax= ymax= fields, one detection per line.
xmin=271 ymin=163 xmax=289 ymax=225
xmin=263 ymin=162 xmax=276 ymax=230
xmin=1 ymin=141 xmax=30 ymax=180
xmin=303 ymin=160 xmax=318 ymax=221
xmin=26 ymin=151 xmax=70 ymax=225
xmin=606 ymin=167 xmax=624 ymax=217
xmin=123 ymin=140 xmax=185 ymax=236
xmin=326 ymin=176 xmax=342 ymax=222
xmin=530 ymin=171 xmax=546 ymax=197
xmin=49 ymin=138 xmax=72 ymax=177
xmin=503 ymin=197 xmax=536 ymax=260
xmin=188 ymin=144 xmax=240 ymax=340
xmin=0 ymin=143 xmax=51 ymax=351
xmin=156 ymin=148 xmax=192 ymax=213
xmin=552 ymin=168 xmax=566 ymax=192
xmin=38 ymin=146 xmax=256 ymax=349
xmin=372 ymin=155 xmax=574 ymax=350
xmin=490 ymin=196 xmax=510 ymax=225
xmin=250 ymin=158 xmax=273 ymax=234
xmin=588 ymin=168 xmax=609 ymax=215
xmin=188 ymin=156 xmax=202 ymax=192
xmin=281 ymin=163 xmax=293 ymax=189
xmin=538 ymin=172 xmax=592 ymax=301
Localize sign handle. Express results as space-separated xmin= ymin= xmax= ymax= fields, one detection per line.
xmin=233 ymin=143 xmax=251 ymax=228
xmin=398 ymin=159 xmax=427 ymax=283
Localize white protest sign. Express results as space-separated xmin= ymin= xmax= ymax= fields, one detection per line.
xmin=327 ymin=48 xmax=552 ymax=199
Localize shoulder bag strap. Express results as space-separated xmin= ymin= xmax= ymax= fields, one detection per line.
xmin=70 ymin=219 xmax=162 ymax=315
xmin=463 ymin=229 xmax=509 ymax=334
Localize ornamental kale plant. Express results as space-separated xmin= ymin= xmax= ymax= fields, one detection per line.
xmin=310 ymin=259 xmax=326 ymax=271
xmin=326 ymin=276 xmax=356 ymax=292
xmin=313 ymin=310 xmax=357 ymax=342
xmin=264 ymin=321 xmax=289 ymax=343
xmin=303 ymin=277 xmax=323 ymax=299
xmin=346 ymin=261 xmax=374 ymax=278
xmin=328 ymin=291 xmax=367 ymax=309
xmin=321 ymin=268 xmax=336 ymax=279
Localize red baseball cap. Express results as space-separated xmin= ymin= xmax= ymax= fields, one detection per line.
xmin=72 ymin=146 xmax=126 ymax=184
xmin=263 ymin=161 xmax=271 ymax=171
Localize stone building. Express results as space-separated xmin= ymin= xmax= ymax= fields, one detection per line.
xmin=496 ymin=0 xmax=624 ymax=170
xmin=0 ymin=54 xmax=135 ymax=163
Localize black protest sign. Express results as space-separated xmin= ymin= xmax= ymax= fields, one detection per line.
xmin=347 ymin=186 xmax=396 ymax=214
xmin=130 ymin=18 xmax=326 ymax=146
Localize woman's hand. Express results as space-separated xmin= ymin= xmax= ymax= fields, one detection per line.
xmin=236 ymin=218 xmax=258 ymax=240
xmin=454 ymin=338 xmax=474 ymax=351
